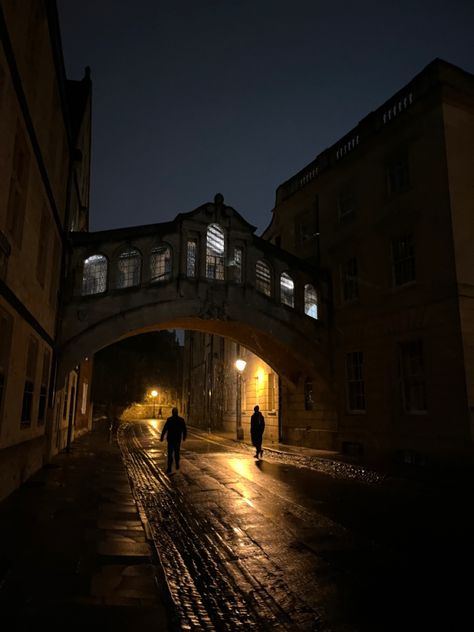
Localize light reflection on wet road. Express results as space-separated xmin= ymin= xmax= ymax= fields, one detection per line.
xmin=119 ymin=419 xmax=473 ymax=632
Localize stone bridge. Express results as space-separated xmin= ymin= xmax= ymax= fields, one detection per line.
xmin=59 ymin=195 xmax=332 ymax=394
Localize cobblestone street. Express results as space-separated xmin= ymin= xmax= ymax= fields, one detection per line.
xmin=117 ymin=420 xmax=474 ymax=632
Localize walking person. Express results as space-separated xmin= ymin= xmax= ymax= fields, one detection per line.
xmin=160 ymin=407 xmax=187 ymax=474
xmin=250 ymin=405 xmax=265 ymax=459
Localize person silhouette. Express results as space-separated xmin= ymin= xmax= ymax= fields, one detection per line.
xmin=160 ymin=407 xmax=187 ymax=473
xmin=250 ymin=405 xmax=265 ymax=459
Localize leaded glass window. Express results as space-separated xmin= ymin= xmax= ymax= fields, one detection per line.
xmin=280 ymin=272 xmax=294 ymax=307
xmin=206 ymin=223 xmax=225 ymax=280
xmin=256 ymin=260 xmax=271 ymax=296
xmin=116 ymin=248 xmax=141 ymax=289
xmin=82 ymin=254 xmax=107 ymax=295
xmin=150 ymin=245 xmax=172 ymax=283
xmin=304 ymin=284 xmax=318 ymax=319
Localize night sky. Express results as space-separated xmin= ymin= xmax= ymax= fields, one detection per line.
xmin=57 ymin=0 xmax=474 ymax=235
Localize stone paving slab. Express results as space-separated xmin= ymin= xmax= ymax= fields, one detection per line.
xmin=0 ymin=422 xmax=173 ymax=631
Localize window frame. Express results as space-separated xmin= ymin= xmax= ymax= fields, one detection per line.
xmin=346 ymin=351 xmax=366 ymax=414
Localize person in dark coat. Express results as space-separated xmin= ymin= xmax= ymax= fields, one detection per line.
xmin=160 ymin=407 xmax=187 ymax=473
xmin=250 ymin=405 xmax=265 ymax=459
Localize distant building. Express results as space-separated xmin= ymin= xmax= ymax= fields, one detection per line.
xmin=263 ymin=58 xmax=474 ymax=466
xmin=0 ymin=1 xmax=92 ymax=500
xmin=183 ymin=333 xmax=280 ymax=443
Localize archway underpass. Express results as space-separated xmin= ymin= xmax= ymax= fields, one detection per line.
xmin=53 ymin=196 xmax=337 ymax=456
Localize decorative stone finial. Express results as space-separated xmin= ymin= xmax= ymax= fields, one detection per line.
xmin=214 ymin=193 xmax=224 ymax=206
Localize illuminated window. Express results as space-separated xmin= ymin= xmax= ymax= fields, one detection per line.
xmin=256 ymin=260 xmax=271 ymax=296
xmin=267 ymin=373 xmax=275 ymax=410
xmin=206 ymin=223 xmax=225 ymax=280
xmin=82 ymin=254 xmax=107 ymax=295
xmin=304 ymin=284 xmax=318 ymax=319
xmin=116 ymin=248 xmax=141 ymax=288
xmin=346 ymin=351 xmax=366 ymax=413
xmin=392 ymin=235 xmax=415 ymax=286
xmin=187 ymin=239 xmax=197 ymax=277
xmin=342 ymin=257 xmax=359 ymax=302
xmin=150 ymin=245 xmax=172 ymax=283
xmin=280 ymin=272 xmax=294 ymax=307
xmin=21 ymin=336 xmax=38 ymax=426
xmin=399 ymin=340 xmax=426 ymax=413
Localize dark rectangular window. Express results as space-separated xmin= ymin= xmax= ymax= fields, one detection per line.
xmin=21 ymin=336 xmax=38 ymax=426
xmin=387 ymin=157 xmax=410 ymax=195
xmin=399 ymin=340 xmax=427 ymax=413
xmin=296 ymin=212 xmax=316 ymax=247
xmin=49 ymin=235 xmax=60 ymax=306
xmin=7 ymin=122 xmax=30 ymax=247
xmin=346 ymin=352 xmax=366 ymax=412
xmin=0 ymin=308 xmax=13 ymax=420
xmin=36 ymin=204 xmax=49 ymax=287
xmin=392 ymin=235 xmax=415 ymax=286
xmin=338 ymin=193 xmax=356 ymax=222
xmin=304 ymin=379 xmax=314 ymax=410
xmin=342 ymin=257 xmax=359 ymax=302
xmin=37 ymin=350 xmax=51 ymax=425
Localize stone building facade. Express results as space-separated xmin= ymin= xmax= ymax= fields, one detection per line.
xmin=183 ymin=333 xmax=280 ymax=444
xmin=263 ymin=59 xmax=474 ymax=466
xmin=0 ymin=1 xmax=92 ymax=501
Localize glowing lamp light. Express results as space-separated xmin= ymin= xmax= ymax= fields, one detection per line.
xmin=151 ymin=389 xmax=158 ymax=398
xmin=235 ymin=359 xmax=247 ymax=372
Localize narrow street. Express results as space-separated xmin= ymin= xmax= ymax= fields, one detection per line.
xmin=117 ymin=420 xmax=473 ymax=632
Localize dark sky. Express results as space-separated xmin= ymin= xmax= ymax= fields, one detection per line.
xmin=57 ymin=0 xmax=474 ymax=235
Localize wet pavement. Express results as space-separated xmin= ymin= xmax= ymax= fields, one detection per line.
xmin=1 ymin=419 xmax=473 ymax=631
xmin=0 ymin=421 xmax=173 ymax=631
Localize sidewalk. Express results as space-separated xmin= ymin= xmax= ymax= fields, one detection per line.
xmin=0 ymin=421 xmax=173 ymax=632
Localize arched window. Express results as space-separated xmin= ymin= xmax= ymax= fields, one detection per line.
xmin=150 ymin=245 xmax=172 ymax=283
xmin=256 ymin=260 xmax=271 ymax=296
xmin=280 ymin=272 xmax=294 ymax=307
xmin=82 ymin=254 xmax=107 ymax=295
xmin=206 ymin=223 xmax=225 ymax=280
xmin=116 ymin=248 xmax=141 ymax=289
xmin=304 ymin=284 xmax=318 ymax=319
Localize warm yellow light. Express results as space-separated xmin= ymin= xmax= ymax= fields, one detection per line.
xmin=235 ymin=359 xmax=247 ymax=372
xmin=151 ymin=389 xmax=158 ymax=398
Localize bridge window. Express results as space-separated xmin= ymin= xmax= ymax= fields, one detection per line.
xmin=280 ymin=272 xmax=294 ymax=307
xmin=206 ymin=223 xmax=225 ymax=280
xmin=233 ymin=247 xmax=243 ymax=283
xmin=256 ymin=260 xmax=271 ymax=296
xmin=116 ymin=248 xmax=141 ymax=288
xmin=304 ymin=284 xmax=318 ymax=319
xmin=82 ymin=254 xmax=107 ymax=295
xmin=187 ymin=239 xmax=197 ymax=277
xmin=150 ymin=245 xmax=172 ymax=283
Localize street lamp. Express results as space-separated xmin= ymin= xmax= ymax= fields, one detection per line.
xmin=151 ymin=389 xmax=158 ymax=418
xmin=235 ymin=359 xmax=246 ymax=440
